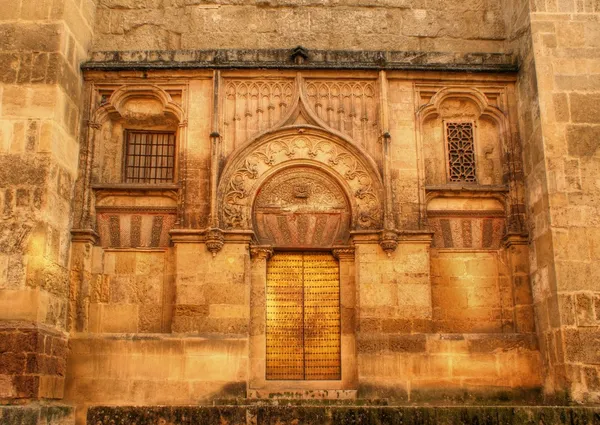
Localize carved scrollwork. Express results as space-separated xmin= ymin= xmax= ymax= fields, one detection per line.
xmin=218 ymin=132 xmax=383 ymax=232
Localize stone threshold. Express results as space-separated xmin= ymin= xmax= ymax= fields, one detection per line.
xmin=87 ymin=405 xmax=600 ymax=425
xmin=82 ymin=48 xmax=518 ymax=73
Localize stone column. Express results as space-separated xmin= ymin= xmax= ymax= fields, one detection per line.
xmin=248 ymin=245 xmax=272 ymax=394
xmin=333 ymin=247 xmax=358 ymax=389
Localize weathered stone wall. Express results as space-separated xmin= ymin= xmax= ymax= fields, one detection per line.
xmin=86 ymin=249 xmax=174 ymax=333
xmin=357 ymin=333 xmax=542 ymax=402
xmin=11 ymin=0 xmax=600 ymax=419
xmin=172 ymin=243 xmax=249 ymax=334
xmin=503 ymin=0 xmax=600 ymax=403
xmin=65 ymin=335 xmax=246 ymax=425
xmin=525 ymin=1 xmax=600 ymax=403
xmin=91 ymin=0 xmax=506 ymax=53
xmin=0 ymin=0 xmax=96 ymax=403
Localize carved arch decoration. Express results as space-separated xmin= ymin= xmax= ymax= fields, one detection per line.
xmin=416 ymin=86 xmax=507 ymax=124
xmin=253 ymin=166 xmax=352 ymax=248
xmin=92 ymin=84 xmax=185 ymax=125
xmin=217 ymin=127 xmax=384 ymax=232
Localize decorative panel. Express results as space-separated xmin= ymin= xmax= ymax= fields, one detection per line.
xmin=223 ymin=79 xmax=295 ymax=150
xmin=445 ymin=121 xmax=477 ymax=183
xmin=266 ymin=252 xmax=341 ymax=381
xmin=304 ymin=80 xmax=379 ymax=150
xmin=96 ymin=210 xmax=176 ymax=248
xmin=428 ymin=211 xmax=505 ymax=249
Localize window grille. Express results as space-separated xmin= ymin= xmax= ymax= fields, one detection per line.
xmin=124 ymin=131 xmax=175 ymax=183
xmin=445 ymin=121 xmax=477 ymax=183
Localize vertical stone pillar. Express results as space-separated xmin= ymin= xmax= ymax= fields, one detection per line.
xmin=67 ymin=231 xmax=98 ymax=334
xmin=333 ymin=247 xmax=358 ymax=388
xmin=248 ymin=246 xmax=272 ymax=393
xmin=504 ymin=234 xmax=535 ymax=334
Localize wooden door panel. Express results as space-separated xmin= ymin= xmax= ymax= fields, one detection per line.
xmin=266 ymin=252 xmax=341 ymax=380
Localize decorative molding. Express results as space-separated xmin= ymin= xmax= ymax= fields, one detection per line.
xmin=397 ymin=230 xmax=435 ymax=244
xmin=169 ymin=229 xmax=205 ymax=243
xmin=424 ymin=184 xmax=509 ymax=193
xmin=222 ymin=78 xmax=295 ymax=148
xmin=91 ymin=84 xmax=185 ymax=125
xmin=332 ymin=246 xmax=355 ymax=260
xmin=83 ymin=49 xmax=517 ymax=73
xmin=427 ymin=209 xmax=506 ymax=218
xmin=95 ymin=206 xmax=178 ymax=213
xmin=417 ymin=86 xmax=507 ymax=124
xmin=250 ymin=245 xmax=274 ymax=260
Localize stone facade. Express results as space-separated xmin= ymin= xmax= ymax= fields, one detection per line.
xmin=1 ymin=1 xmax=599 ymax=424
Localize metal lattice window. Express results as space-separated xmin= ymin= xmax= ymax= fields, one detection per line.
xmin=124 ymin=131 xmax=175 ymax=183
xmin=445 ymin=121 xmax=477 ymax=183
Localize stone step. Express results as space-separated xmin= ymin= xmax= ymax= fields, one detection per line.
xmin=87 ymin=405 xmax=600 ymax=425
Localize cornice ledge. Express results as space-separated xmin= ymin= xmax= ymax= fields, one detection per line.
xmin=83 ymin=48 xmax=518 ymax=73
xmin=397 ymin=229 xmax=435 ymax=244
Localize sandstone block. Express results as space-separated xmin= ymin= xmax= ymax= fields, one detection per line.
xmin=100 ymin=304 xmax=139 ymax=333
xmin=570 ymin=93 xmax=600 ymax=124
xmin=567 ymin=125 xmax=600 ymax=157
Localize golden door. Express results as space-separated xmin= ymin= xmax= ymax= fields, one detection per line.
xmin=266 ymin=252 xmax=341 ymax=380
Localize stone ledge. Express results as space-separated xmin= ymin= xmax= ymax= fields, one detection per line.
xmin=86 ymin=405 xmax=600 ymax=425
xmin=0 ymin=404 xmax=74 ymax=425
xmin=82 ymin=49 xmax=518 ymax=73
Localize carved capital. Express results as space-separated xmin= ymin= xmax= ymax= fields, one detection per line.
xmin=205 ymin=228 xmax=224 ymax=256
xmin=332 ymin=247 xmax=355 ymax=261
xmin=250 ymin=245 xmax=273 ymax=260
xmin=71 ymin=228 xmax=99 ymax=245
xmin=503 ymin=232 xmax=529 ymax=249
xmin=379 ymin=230 xmax=398 ymax=256
xmin=87 ymin=120 xmax=101 ymax=130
